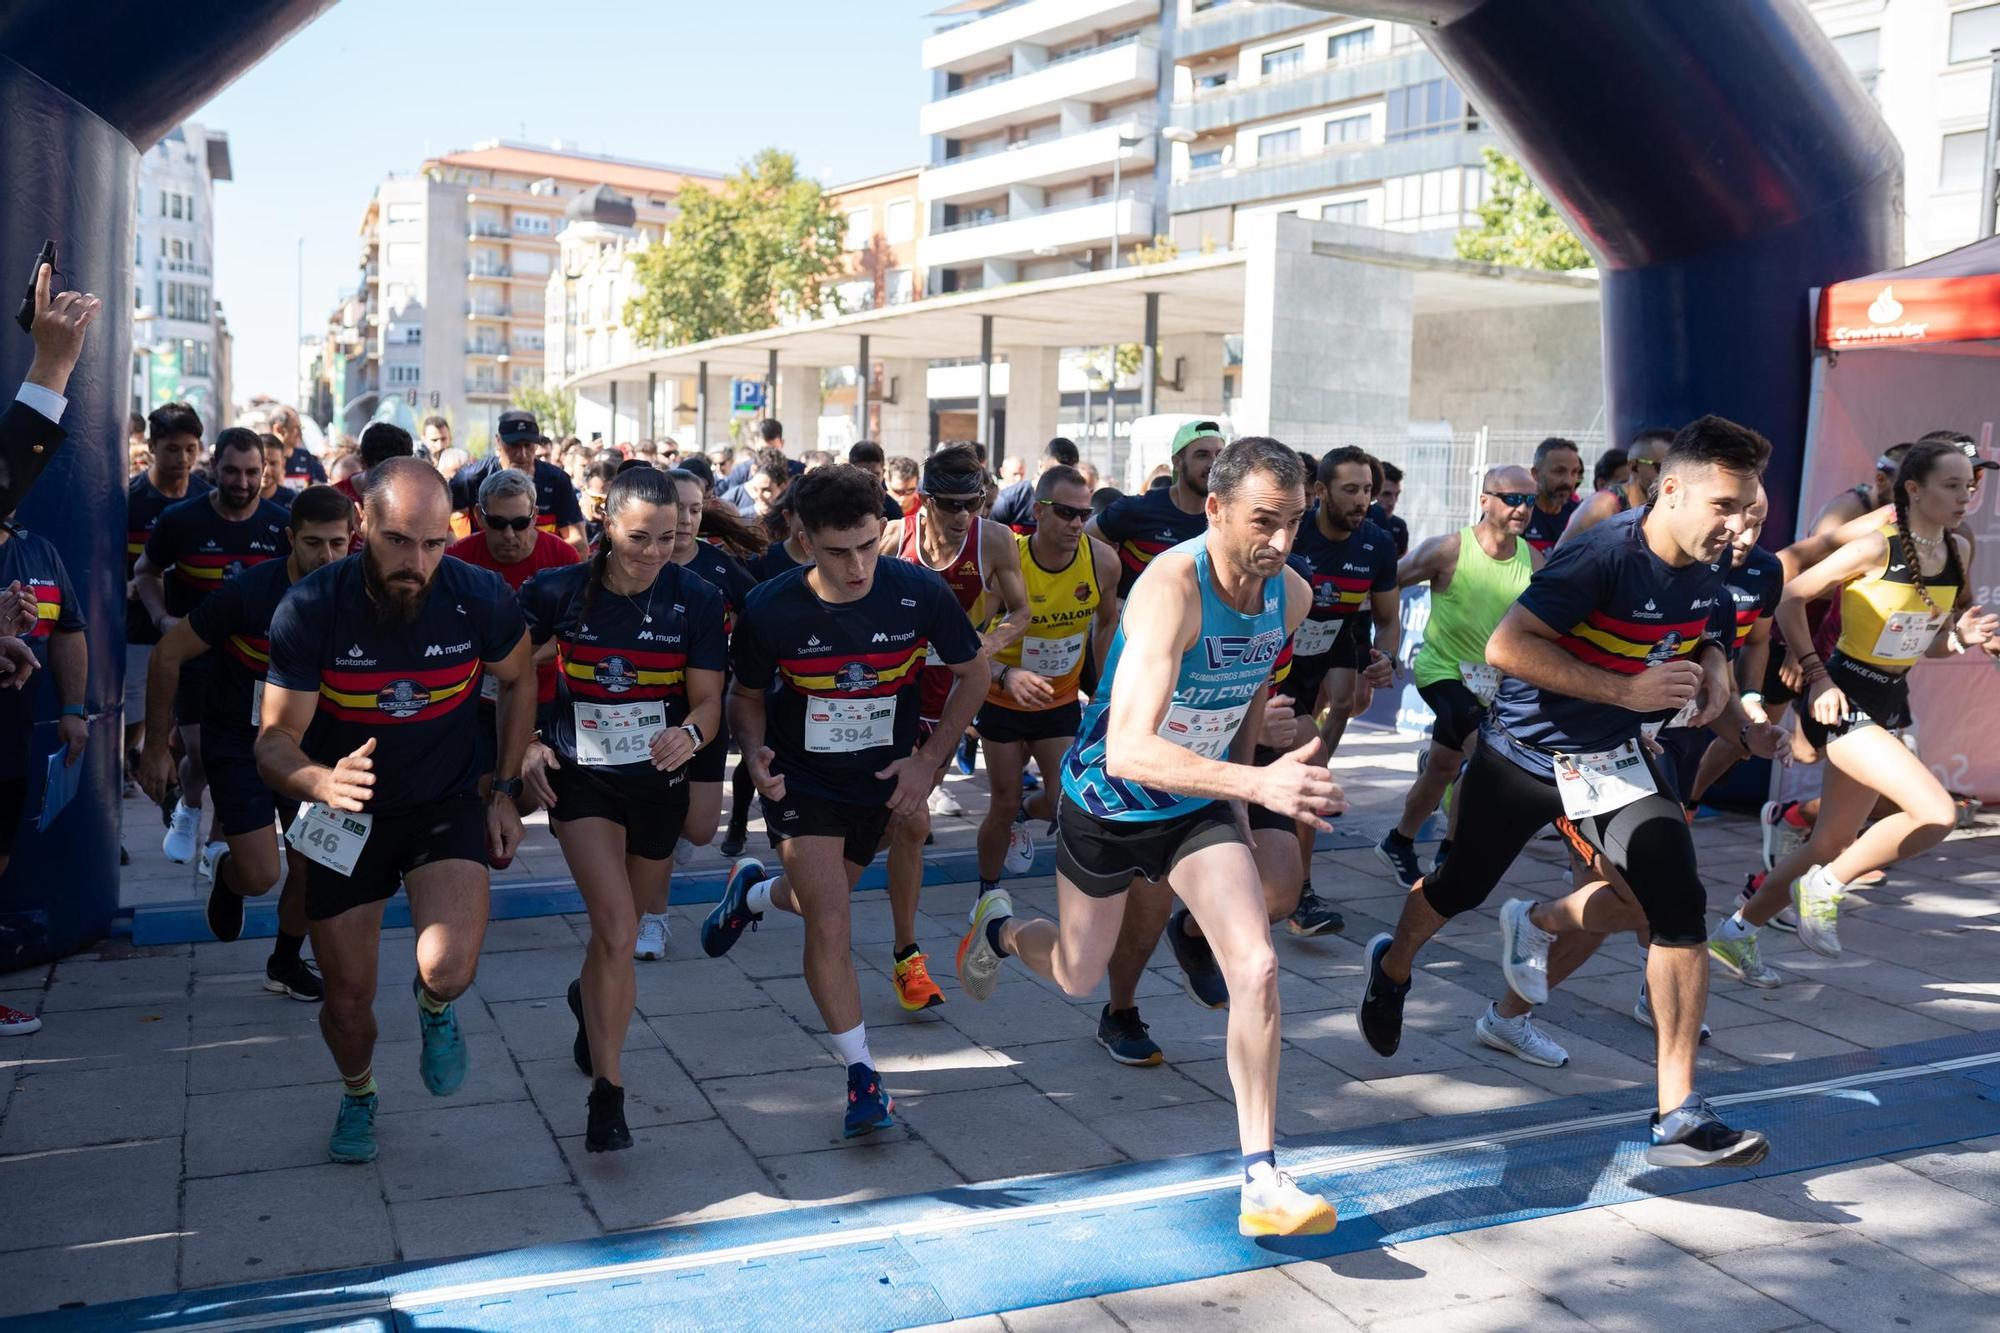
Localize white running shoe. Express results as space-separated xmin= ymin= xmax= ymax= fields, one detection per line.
xmin=163 ymin=801 xmax=201 ymax=864
xmin=634 ymin=913 xmax=671 ymax=961
xmin=1707 ymin=922 xmax=1782 ymax=988
xmin=1792 ymin=867 xmax=1844 ymax=959
xmin=1474 ymin=1003 xmax=1569 ymax=1067
xmin=928 ymin=784 xmax=966 ymax=817
xmin=1633 ymin=985 xmax=1712 ymax=1042
xmin=1498 ymin=898 xmax=1554 ymax=1006
xmin=198 ymin=840 xmax=228 ymax=882
xmin=969 ymin=885 xmax=1013 ymax=925
xmin=1003 ymin=821 xmax=1035 ymax=876
xmin=1238 ymin=1165 xmax=1338 ymax=1237
xmin=1760 ymin=800 xmax=1808 ymax=873
xmin=675 ymin=837 xmax=695 ymax=865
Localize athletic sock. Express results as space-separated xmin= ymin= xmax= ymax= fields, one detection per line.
xmin=1242 ymin=1149 xmax=1276 ymax=1184
xmin=985 ymin=914 xmax=1011 ymax=958
xmin=828 ymin=1023 xmax=872 ymax=1069
xmin=271 ymin=930 xmax=305 ymax=965
xmin=978 ymin=878 xmax=998 ymax=898
xmin=746 ymin=877 xmax=776 ymax=915
xmin=415 ymin=985 xmax=450 ymax=1015
xmin=1384 ymin=829 xmax=1414 ymax=848
xmin=343 ymin=1069 xmax=377 ymax=1098
xmin=1807 ymin=865 xmax=1847 ymax=896
xmin=893 ymin=943 xmax=921 ymax=965
xmin=1717 ymin=911 xmax=1754 ymax=941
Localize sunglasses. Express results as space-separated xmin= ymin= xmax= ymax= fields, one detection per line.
xmin=1038 ymin=499 xmax=1092 ymax=522
xmin=480 ymin=510 xmax=536 ymax=532
xmin=1484 ymin=491 xmax=1534 ymax=508
xmin=926 ymin=495 xmax=984 ymax=514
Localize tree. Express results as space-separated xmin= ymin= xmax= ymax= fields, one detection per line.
xmin=624 ymin=149 xmax=850 ymax=347
xmin=1454 ymin=148 xmax=1592 ymax=272
xmin=511 ymin=381 xmax=576 ymax=441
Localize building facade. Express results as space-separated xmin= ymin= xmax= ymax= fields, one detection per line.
xmin=132 ymin=122 xmax=233 ymax=435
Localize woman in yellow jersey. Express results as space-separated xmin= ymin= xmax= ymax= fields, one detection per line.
xmin=1715 ymin=442 xmax=1997 ymax=972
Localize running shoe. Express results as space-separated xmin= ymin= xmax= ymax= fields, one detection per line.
xmin=1286 ymin=887 xmax=1345 ymax=937
xmin=634 ymin=913 xmax=670 ymax=961
xmin=1357 ymin=933 xmax=1408 ymax=1057
xmin=892 ymin=948 xmax=945 ymax=1011
xmin=969 ymin=885 xmax=1013 ymax=924
xmin=701 ymin=858 xmax=765 ymax=958
xmin=1739 ymin=872 xmax=1798 ymax=933
xmin=956 ymin=895 xmax=1010 ymax=1002
xmin=1238 ymin=1167 xmax=1338 ymax=1238
xmin=1759 ymin=800 xmax=1810 ymax=873
xmin=1167 ymin=907 xmax=1228 ymax=1009
xmin=1791 ymin=868 xmax=1844 ymax=959
xmin=198 ymin=839 xmax=226 ymax=882
xmin=1498 ymin=898 xmax=1554 ymax=1007
xmin=204 ymin=851 xmax=244 ymax=944
xmin=1020 ymin=765 xmax=1042 ymax=794
xmin=1632 ymin=985 xmax=1711 ymax=1043
xmin=1707 ymin=922 xmax=1781 ymax=988
xmin=264 ymin=954 xmax=323 ymax=1002
xmin=412 ymin=976 xmax=467 ymax=1096
xmin=1096 ymin=1004 xmax=1164 ymax=1067
xmin=162 ymin=800 xmax=200 ymax=864
xmin=328 ymin=1091 xmax=379 ymax=1164
xmin=843 ymin=1062 xmax=895 ymax=1138
xmin=1003 ymin=820 xmax=1035 ymax=876
xmin=928 ymin=784 xmax=966 ymax=817
xmin=0 ymin=1002 xmax=42 ymax=1036
xmin=1373 ymin=832 xmax=1423 ymax=889
xmin=675 ymin=836 xmax=695 ymax=865
xmin=1473 ymin=1002 xmax=1569 ymax=1068
xmin=585 ymin=1077 xmax=632 ymax=1153
xmin=567 ymin=977 xmax=592 ymax=1076
xmin=1646 ymin=1093 xmax=1768 ymax=1168
xmin=718 ymin=825 xmax=747 ymax=859
xmin=955 ymin=734 xmax=978 ymax=777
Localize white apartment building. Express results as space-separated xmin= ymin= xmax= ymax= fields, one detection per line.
xmin=133 ymin=122 xmax=233 ymax=434
xmin=1810 ymin=0 xmax=2000 ymax=261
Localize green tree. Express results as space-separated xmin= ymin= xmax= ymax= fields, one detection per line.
xmin=510 ymin=381 xmax=576 ymax=440
xmin=624 ymin=148 xmax=849 ymax=347
xmin=1454 ymin=148 xmax=1592 ymax=272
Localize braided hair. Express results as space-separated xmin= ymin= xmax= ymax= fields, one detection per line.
xmin=1888 ymin=440 xmax=1966 ymax=615
xmin=665 ymin=468 xmax=770 ymax=558
xmin=579 ymin=465 xmax=681 ymax=622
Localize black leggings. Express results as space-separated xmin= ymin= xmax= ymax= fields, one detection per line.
xmin=1420 ymin=741 xmax=1709 ymax=946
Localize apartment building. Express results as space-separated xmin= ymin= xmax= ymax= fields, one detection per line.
xmin=133 ymin=122 xmax=233 ymax=434
xmin=829 ymin=167 xmax=926 ymax=312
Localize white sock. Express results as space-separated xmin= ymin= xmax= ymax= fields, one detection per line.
xmin=1808 ymin=865 xmax=1846 ymax=896
xmin=746 ymin=877 xmax=776 ymax=915
xmin=828 ymin=1023 xmax=872 ymax=1069
xmin=1716 ymin=911 xmax=1754 ymax=941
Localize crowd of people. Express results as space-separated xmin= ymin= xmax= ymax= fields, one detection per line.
xmin=2 ymin=254 xmax=1994 ymax=1238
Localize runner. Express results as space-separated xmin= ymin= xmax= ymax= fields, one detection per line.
xmin=1358 ymin=415 xmax=1772 ymax=1167
xmin=1366 ymin=460 xmax=1410 ymax=556
xmin=1713 ymin=441 xmax=1996 ymax=979
xmin=1560 ymin=428 xmax=1672 ymax=543
xmin=1088 ymin=420 xmax=1221 ymax=598
xmin=702 ymin=464 xmax=985 ymax=1136
xmin=1521 ymin=437 xmax=1583 ymax=554
xmin=255 ymin=458 xmax=537 ymax=1164
xmin=124 ymin=403 xmax=209 ymax=781
xmin=1592 ymin=447 xmax=1629 ymax=496
xmin=139 ymin=486 xmax=356 ymax=1001
xmin=448 ymin=409 xmax=589 ymax=555
xmin=871 ymin=443 xmax=1030 ymax=1009
xmin=134 ymin=427 xmax=288 ymax=864
xmin=956 ymin=437 xmax=1345 ymax=1235
xmin=989 ymin=438 xmax=1081 ymax=534
xmin=1374 ymin=465 xmax=1541 ymax=888
xmin=259 ymin=435 xmax=298 ymax=509
xmin=518 ymin=467 xmax=726 ymax=1151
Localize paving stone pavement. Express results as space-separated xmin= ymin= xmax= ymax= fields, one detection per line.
xmin=4 ymin=726 xmax=1998 ymax=1328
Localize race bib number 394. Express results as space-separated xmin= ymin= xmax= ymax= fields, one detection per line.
xmin=806 ymin=695 xmax=897 ymax=753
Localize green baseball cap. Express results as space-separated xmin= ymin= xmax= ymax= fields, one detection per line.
xmin=1171 ymin=419 xmax=1224 ymax=455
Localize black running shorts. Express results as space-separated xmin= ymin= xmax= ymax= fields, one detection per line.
xmin=1055 ymin=794 xmax=1243 ymax=899
xmin=1416 ymin=678 xmax=1487 ymax=753
xmin=1799 ymin=652 xmax=1912 ymax=750
xmin=202 ymin=733 xmax=298 ymax=838
xmin=761 ymin=790 xmax=892 ymax=868
xmin=303 ymin=793 xmax=489 ymax=922
xmin=548 ymin=761 xmax=690 ymax=861
xmin=975 ymin=698 xmax=1081 ymax=746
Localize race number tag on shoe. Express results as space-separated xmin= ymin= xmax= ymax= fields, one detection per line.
xmin=1552 ymin=740 xmax=1656 ymax=819
xmin=250 ymin=679 xmax=265 ymax=728
xmin=1872 ymin=610 xmax=1946 ymax=662
xmin=1158 ymin=700 xmax=1251 ymax=760
xmin=1291 ymin=617 xmax=1339 ymax=658
xmin=575 ymin=700 xmax=666 ymax=767
xmin=806 ymin=696 xmax=896 ymax=753
xmin=286 ymin=802 xmax=373 ymax=876
xmin=1020 ymin=632 xmax=1085 ymax=678
xmin=1459 ymin=661 xmax=1500 ymax=704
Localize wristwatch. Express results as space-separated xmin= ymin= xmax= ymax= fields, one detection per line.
xmin=491 ymin=777 xmax=524 ymax=799
xmin=680 ymin=722 xmax=704 ymax=747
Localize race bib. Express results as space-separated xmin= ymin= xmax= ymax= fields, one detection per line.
xmin=480 ymin=672 xmax=501 ymax=704
xmin=1640 ymin=696 xmax=1700 ymax=741
xmin=575 ymin=699 xmax=666 ymax=768
xmin=285 ymin=802 xmax=373 ymax=876
xmin=924 ymin=643 xmax=942 ymax=666
xmin=1292 ymin=616 xmax=1339 ymax=658
xmin=1459 ymin=662 xmax=1500 ymax=705
xmin=806 ymin=695 xmax=896 ymax=753
xmin=1872 ymin=610 xmax=1945 ymax=662
xmin=250 ymin=679 xmax=265 ymax=728
xmin=1158 ymin=700 xmax=1251 ymax=760
xmin=1552 ymin=741 xmax=1656 ymax=819
xmin=1020 ymin=632 xmax=1085 ymax=678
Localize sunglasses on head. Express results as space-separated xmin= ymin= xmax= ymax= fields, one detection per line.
xmin=1484 ymin=490 xmax=1534 ymax=508
xmin=1038 ymin=499 xmax=1092 ymax=522
xmin=926 ymin=494 xmax=983 ymax=514
xmin=480 ymin=510 xmax=536 ymax=532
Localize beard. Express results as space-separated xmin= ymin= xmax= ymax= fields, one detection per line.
xmin=363 ymin=548 xmax=434 ymax=625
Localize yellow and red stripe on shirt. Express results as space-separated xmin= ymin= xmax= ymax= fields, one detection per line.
xmin=26 ymin=581 xmax=59 ymax=638
xmin=222 ymin=633 xmax=270 ymax=676
xmin=778 ymin=646 xmax=925 ymax=699
xmin=1306 ymin=571 xmax=1372 ymax=619
xmin=558 ymin=642 xmax=687 ymax=701
xmin=1731 ymin=603 xmax=1762 ymax=646
xmin=1559 ymin=610 xmax=1707 ymax=676
xmin=169 ymin=550 xmax=277 ymax=591
xmin=1116 ymin=536 xmax=1174 ymax=577
xmin=316 ymin=660 xmax=481 ymax=724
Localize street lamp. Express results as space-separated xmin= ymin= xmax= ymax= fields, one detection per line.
xmin=1108 ymin=132 xmax=1144 ymax=270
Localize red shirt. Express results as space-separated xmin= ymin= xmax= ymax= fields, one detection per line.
xmin=447 ymin=531 xmax=580 ymax=704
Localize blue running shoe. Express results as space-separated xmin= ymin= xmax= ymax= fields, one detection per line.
xmin=955 ymin=734 xmax=978 ymax=777
xmin=328 ymin=1091 xmax=378 ymax=1163
xmin=1020 ymin=765 xmax=1042 ymax=794
xmin=844 ymin=1062 xmax=895 ymax=1138
xmin=412 ymin=976 xmax=467 ymax=1096
xmin=703 ymin=858 xmax=765 ymax=958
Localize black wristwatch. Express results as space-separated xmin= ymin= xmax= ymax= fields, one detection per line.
xmin=491 ymin=777 xmax=524 ymax=799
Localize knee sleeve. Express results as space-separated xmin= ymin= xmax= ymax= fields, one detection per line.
xmin=1585 ymin=793 xmax=1707 ymax=946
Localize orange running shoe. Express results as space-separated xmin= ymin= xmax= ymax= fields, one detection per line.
xmin=892 ymin=948 xmax=945 ymax=1011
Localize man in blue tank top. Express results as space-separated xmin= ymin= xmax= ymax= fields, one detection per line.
xmin=956 ymin=437 xmax=1345 ymax=1238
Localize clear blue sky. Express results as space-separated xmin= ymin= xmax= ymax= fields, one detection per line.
xmin=193 ymin=0 xmax=940 ymax=407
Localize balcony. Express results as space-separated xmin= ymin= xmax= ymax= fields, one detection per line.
xmin=921 ymin=115 xmax=1157 ymax=204
xmin=469 ymin=266 xmax=511 ymax=281
xmin=918 ymin=192 xmax=1152 ymax=268
xmin=466 ymin=342 xmax=510 ymax=357
xmin=465 ymin=302 xmax=510 ymax=319
xmin=507 ymin=308 xmax=545 ymax=322
xmin=1170 ymin=46 xmax=1438 ymax=135
xmin=1175 ymin=1 xmax=1328 ymax=60
xmin=1170 ymin=131 xmax=1489 ymax=213
xmin=469 ymin=221 xmax=510 ymax=239
xmin=921 ymin=31 xmax=1159 ymax=140
xmin=151 ymin=258 xmax=213 ymax=277
xmin=923 ymin=0 xmax=1155 ymax=71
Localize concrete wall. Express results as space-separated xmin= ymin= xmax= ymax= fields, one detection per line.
xmin=1409 ymin=300 xmax=1604 ymax=434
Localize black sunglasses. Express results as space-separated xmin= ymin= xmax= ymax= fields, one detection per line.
xmin=926 ymin=494 xmax=984 ymax=514
xmin=1484 ymin=490 xmax=1534 ymax=508
xmin=1038 ymin=499 xmax=1092 ymax=522
xmin=480 ymin=510 xmax=536 ymax=532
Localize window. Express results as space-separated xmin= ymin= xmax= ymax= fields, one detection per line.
xmin=386 ymin=242 xmax=421 ymax=267
xmin=1260 ymin=45 xmax=1303 ymax=77
xmin=1949 ymin=4 xmax=2000 ymax=63
xmin=1327 ymin=28 xmax=1373 ymax=64
xmin=884 ymin=198 xmax=915 ymax=244
xmin=514 ymin=214 xmax=552 ymax=235
xmin=387 ymin=364 xmax=420 ymax=386
xmin=1257 ymin=127 xmax=1302 ymax=160
xmin=170 ymin=194 xmax=183 ymax=220
xmin=1832 ymin=29 xmax=1880 ymax=92
xmin=886 ymin=267 xmax=914 ymax=305
xmin=1190 ymin=147 xmax=1226 ymax=170
xmin=1322 ymin=200 xmax=1369 ymax=224
xmin=386 ymin=203 xmax=421 ymax=224
xmin=183 ymin=340 xmax=211 ymax=378
xmin=1325 ymin=114 xmax=1371 ymax=145
xmin=1385 ymin=78 xmax=1466 ymax=141
xmin=1196 ymin=69 xmax=1231 ymax=90
xmin=844 ymin=206 xmax=872 ymax=250
xmin=1941 ymin=130 xmax=1987 ymax=189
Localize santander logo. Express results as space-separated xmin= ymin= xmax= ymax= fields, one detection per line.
xmin=1867 ymin=286 xmax=1903 ymax=325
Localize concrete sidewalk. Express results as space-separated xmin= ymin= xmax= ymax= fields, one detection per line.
xmin=7 ymin=726 xmax=2000 ymax=1329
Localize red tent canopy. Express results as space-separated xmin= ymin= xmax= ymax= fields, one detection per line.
xmin=1817 ymin=234 xmax=2000 ymax=349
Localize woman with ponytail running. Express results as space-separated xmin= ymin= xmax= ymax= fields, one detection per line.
xmin=1711 ymin=442 xmax=1997 ymax=980
xmin=518 ymin=468 xmax=727 ymax=1149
